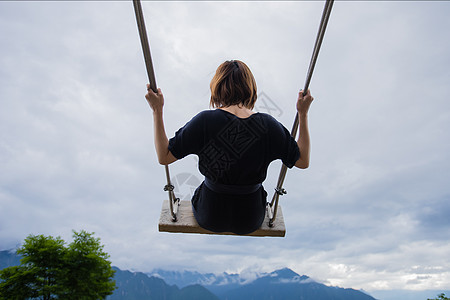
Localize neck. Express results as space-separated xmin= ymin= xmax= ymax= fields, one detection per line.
xmin=218 ymin=105 xmax=254 ymax=119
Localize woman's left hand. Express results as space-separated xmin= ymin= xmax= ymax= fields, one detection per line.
xmin=296 ymin=89 xmax=314 ymax=116
xmin=145 ymin=84 xmax=164 ymax=113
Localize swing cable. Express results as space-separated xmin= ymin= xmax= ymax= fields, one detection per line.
xmin=133 ymin=0 xmax=180 ymax=222
xmin=133 ymin=0 xmax=334 ymax=227
xmin=268 ymin=0 xmax=334 ymax=227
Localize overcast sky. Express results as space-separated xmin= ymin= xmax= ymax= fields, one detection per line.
xmin=1 ymin=0 xmax=449 ymax=295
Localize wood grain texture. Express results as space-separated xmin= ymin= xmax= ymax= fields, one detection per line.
xmin=158 ymin=200 xmax=286 ymax=237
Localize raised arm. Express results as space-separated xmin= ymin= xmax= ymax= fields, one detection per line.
xmin=294 ymin=89 xmax=314 ymax=169
xmin=145 ymin=85 xmax=177 ymax=165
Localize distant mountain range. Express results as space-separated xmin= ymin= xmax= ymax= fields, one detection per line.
xmin=2 ymin=249 xmax=447 ymax=300
xmin=150 ymin=267 xmax=375 ymax=300
xmin=110 ymin=266 xmax=377 ymax=300
xmin=0 ymin=249 xmax=373 ymax=299
xmin=110 ymin=267 xmax=218 ymax=300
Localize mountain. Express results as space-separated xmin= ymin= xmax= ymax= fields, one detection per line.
xmin=109 ymin=267 xmax=219 ymax=300
xmin=0 ymin=249 xmax=21 ymax=269
xmin=220 ymin=268 xmax=376 ymax=300
xmin=0 ymin=250 xmax=217 ymax=300
xmin=5 ymin=249 xmax=446 ymax=300
xmin=149 ymin=269 xmax=244 ymax=294
xmin=153 ymin=267 xmax=377 ymax=300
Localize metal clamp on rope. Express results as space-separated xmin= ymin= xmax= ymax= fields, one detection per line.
xmin=164 ymin=184 xmax=174 ymax=192
xmin=275 ymin=187 xmax=287 ymax=196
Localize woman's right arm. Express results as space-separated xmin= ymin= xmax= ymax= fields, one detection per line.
xmin=145 ymin=85 xmax=177 ymax=165
xmin=295 ymin=89 xmax=314 ymax=169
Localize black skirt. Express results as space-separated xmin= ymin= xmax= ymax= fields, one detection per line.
xmin=191 ymin=182 xmax=267 ymax=235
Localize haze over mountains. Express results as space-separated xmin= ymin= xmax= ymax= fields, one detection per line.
xmin=1 ymin=250 xmax=448 ymax=300
xmin=1 ymin=250 xmax=374 ymax=299
xmin=150 ymin=267 xmax=376 ymax=300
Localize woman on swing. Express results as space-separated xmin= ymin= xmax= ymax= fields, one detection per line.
xmin=145 ymin=60 xmax=314 ymax=235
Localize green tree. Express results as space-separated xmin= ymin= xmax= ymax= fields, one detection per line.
xmin=0 ymin=230 xmax=116 ymax=300
xmin=62 ymin=231 xmax=116 ymax=299
xmin=0 ymin=265 xmax=38 ymax=299
xmin=428 ymin=293 xmax=450 ymax=300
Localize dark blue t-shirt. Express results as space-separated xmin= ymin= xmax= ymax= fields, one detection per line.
xmin=168 ymin=109 xmax=300 ymax=234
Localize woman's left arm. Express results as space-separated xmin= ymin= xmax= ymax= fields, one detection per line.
xmin=145 ymin=85 xmax=177 ymax=165
xmin=294 ymin=89 xmax=314 ymax=169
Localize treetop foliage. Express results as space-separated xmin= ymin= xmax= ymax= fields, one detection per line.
xmin=0 ymin=230 xmax=116 ymax=300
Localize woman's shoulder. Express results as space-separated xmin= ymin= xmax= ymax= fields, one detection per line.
xmin=254 ymin=112 xmax=277 ymax=121
xmin=188 ymin=109 xmax=216 ymax=122
xmin=253 ymin=112 xmax=285 ymax=128
xmin=186 ymin=109 xmax=228 ymax=127
xmin=194 ymin=109 xmax=222 ymax=118
xmin=191 ymin=110 xmax=284 ymax=129
xmin=194 ymin=109 xmax=244 ymax=121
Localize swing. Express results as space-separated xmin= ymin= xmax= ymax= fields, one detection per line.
xmin=158 ymin=200 xmax=286 ymax=237
xmin=132 ymin=0 xmax=334 ymax=237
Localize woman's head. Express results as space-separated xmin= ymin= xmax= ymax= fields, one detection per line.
xmin=210 ymin=60 xmax=257 ymax=109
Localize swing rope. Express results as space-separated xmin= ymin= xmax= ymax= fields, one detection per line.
xmin=268 ymin=0 xmax=334 ymax=227
xmin=133 ymin=0 xmax=180 ymax=221
xmin=133 ymin=0 xmax=334 ymax=228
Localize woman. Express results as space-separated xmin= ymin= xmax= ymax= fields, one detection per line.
xmin=145 ymin=60 xmax=314 ymax=235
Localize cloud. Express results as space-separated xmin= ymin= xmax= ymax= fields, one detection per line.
xmin=1 ymin=0 xmax=450 ymax=293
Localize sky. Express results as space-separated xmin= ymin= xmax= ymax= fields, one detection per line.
xmin=1 ymin=0 xmax=449 ymax=297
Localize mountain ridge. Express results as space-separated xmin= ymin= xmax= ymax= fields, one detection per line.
xmin=150 ymin=266 xmax=376 ymax=300
xmin=110 ymin=267 xmax=219 ymax=300
xmin=8 ymin=249 xmax=449 ymax=300
xmin=0 ymin=249 xmax=373 ymax=300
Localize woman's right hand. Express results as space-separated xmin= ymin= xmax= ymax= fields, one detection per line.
xmin=296 ymin=89 xmax=314 ymax=116
xmin=145 ymin=84 xmax=164 ymax=113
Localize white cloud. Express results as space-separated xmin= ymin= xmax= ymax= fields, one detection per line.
xmin=1 ymin=0 xmax=449 ymax=293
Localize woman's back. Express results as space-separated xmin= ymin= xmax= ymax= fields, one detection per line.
xmin=145 ymin=59 xmax=313 ymax=234
xmin=167 ymin=109 xmax=300 ymax=235
xmin=169 ymin=109 xmax=299 ymax=185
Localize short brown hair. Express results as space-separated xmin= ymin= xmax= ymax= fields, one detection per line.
xmin=210 ymin=60 xmax=257 ymax=109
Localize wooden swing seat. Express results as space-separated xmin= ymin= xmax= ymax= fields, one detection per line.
xmin=158 ymin=200 xmax=286 ymax=237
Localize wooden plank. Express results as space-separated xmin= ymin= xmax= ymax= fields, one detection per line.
xmin=158 ymin=200 xmax=286 ymax=237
